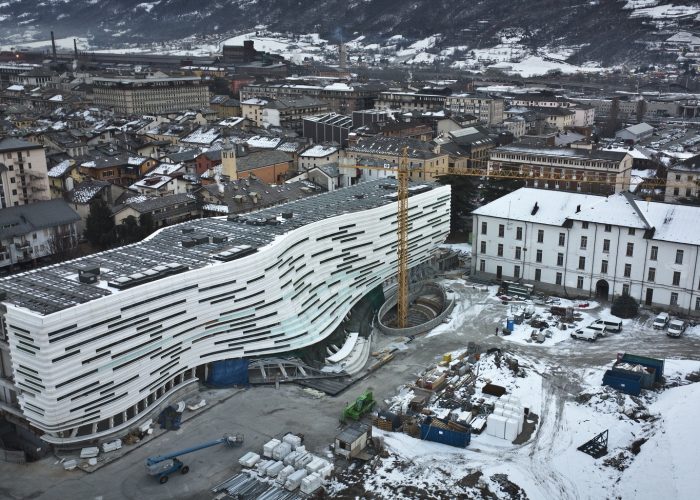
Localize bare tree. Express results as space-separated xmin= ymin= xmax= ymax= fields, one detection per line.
xmin=47 ymin=225 xmax=80 ymax=263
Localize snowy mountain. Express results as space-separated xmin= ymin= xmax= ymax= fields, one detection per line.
xmin=1 ymin=0 xmax=699 ymax=67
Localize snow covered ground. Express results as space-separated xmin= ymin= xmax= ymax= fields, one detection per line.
xmin=328 ymin=278 xmax=700 ymax=499
xmin=331 ymin=340 xmax=700 ymax=499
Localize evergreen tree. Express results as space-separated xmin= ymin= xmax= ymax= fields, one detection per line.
xmin=84 ymin=198 xmax=115 ymax=249
xmin=611 ymin=293 xmax=638 ymax=319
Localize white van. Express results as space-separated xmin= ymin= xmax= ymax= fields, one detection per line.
xmin=667 ymin=319 xmax=686 ymax=337
xmin=586 ymin=323 xmax=609 ymax=338
xmin=592 ymin=318 xmax=623 ymax=333
xmin=653 ymin=312 xmax=670 ymax=330
xmin=571 ymin=328 xmax=597 ymax=342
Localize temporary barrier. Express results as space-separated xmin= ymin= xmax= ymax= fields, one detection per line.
xmin=207 ymin=358 xmax=250 ymax=386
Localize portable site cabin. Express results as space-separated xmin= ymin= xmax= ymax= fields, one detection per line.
xmin=334 ymin=424 xmax=371 ymax=459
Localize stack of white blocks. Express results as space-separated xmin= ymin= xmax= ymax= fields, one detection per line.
xmin=486 ymin=395 xmax=524 ymax=441
xmin=245 ymin=433 xmax=332 ymax=493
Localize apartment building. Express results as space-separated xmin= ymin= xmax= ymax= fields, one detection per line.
xmin=488 ymin=145 xmax=633 ymax=195
xmin=444 ymin=94 xmax=505 ymax=125
xmin=92 ymin=76 xmax=210 ymax=115
xmin=0 ymin=138 xmax=50 ymax=207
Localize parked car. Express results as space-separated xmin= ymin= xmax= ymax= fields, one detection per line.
xmin=653 ymin=312 xmax=670 ymax=330
xmin=571 ymin=328 xmax=598 ymax=342
xmin=586 ymin=323 xmax=609 ymax=338
xmin=667 ymin=319 xmax=686 ymax=337
xmin=592 ymin=318 xmax=623 ymax=333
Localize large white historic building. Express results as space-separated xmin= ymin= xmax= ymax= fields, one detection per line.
xmin=0 ymin=181 xmax=450 ymax=445
xmin=472 ymin=188 xmax=700 ymax=317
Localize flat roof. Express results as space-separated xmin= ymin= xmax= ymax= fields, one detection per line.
xmin=0 ymin=180 xmax=438 ymax=315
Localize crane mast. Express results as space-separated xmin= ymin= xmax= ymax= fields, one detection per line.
xmin=396 ymin=147 xmax=410 ymax=329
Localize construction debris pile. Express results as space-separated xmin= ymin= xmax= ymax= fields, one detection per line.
xmin=377 ymin=345 xmax=535 ymax=449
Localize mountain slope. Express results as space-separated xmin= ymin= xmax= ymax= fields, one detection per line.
xmin=0 ymin=0 xmax=698 ymax=66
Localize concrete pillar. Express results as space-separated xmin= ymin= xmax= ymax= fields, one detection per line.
xmin=70 ymin=427 xmax=78 ymax=438
xmin=92 ymin=423 xmax=98 ymax=434
xmin=108 ymin=417 xmax=114 ymax=428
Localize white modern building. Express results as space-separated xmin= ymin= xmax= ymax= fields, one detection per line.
xmin=472 ymin=188 xmax=700 ymax=317
xmin=0 ymin=180 xmax=451 ymax=445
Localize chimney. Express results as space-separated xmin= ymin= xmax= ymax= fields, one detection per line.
xmin=73 ymin=38 xmax=78 ymax=59
xmin=51 ymin=31 xmax=57 ymax=61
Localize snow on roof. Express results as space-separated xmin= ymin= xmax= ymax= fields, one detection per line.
xmin=276 ymin=141 xmax=301 ymax=153
xmin=218 ymin=117 xmax=245 ymax=128
xmin=569 ymin=192 xmax=650 ymax=229
xmin=473 ymin=188 xmax=604 ymax=226
xmin=477 ymin=187 xmax=700 ymax=246
xmin=47 ymin=160 xmax=72 ymax=178
xmin=48 ymin=94 xmax=63 ymax=102
xmin=241 ymin=98 xmax=269 ymax=106
xmin=181 ymin=127 xmax=220 ymax=145
xmin=130 ymin=175 xmax=172 ymax=190
xmin=128 ymin=156 xmax=148 ymax=166
xmin=149 ymin=162 xmax=184 ymax=176
xmin=324 ymin=82 xmax=354 ymax=91
xmin=620 ymin=122 xmax=654 ymax=135
xmin=300 ymin=144 xmax=339 ymax=157
xmin=70 ymin=182 xmax=106 ymax=204
xmin=640 ymin=202 xmax=700 ymax=245
xmin=246 ymin=135 xmax=281 ymax=149
xmin=603 ymin=146 xmax=652 ymax=160
xmin=6 ymin=85 xmax=24 ymax=91
xmin=203 ymin=203 xmax=229 ymax=213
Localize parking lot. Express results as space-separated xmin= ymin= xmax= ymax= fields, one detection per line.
xmin=1 ymin=281 xmax=699 ymax=500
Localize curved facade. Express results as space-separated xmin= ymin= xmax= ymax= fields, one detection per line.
xmin=2 ymin=182 xmax=451 ymax=443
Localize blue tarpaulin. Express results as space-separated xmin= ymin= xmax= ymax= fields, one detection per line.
xmin=207 ymin=359 xmax=250 ymax=387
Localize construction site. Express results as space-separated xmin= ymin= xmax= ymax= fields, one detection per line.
xmin=1 ymin=154 xmax=700 ymax=499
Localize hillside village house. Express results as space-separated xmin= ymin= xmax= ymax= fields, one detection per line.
xmin=472 ymin=188 xmax=700 ymax=316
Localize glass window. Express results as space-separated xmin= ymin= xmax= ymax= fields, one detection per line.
xmin=648 ymin=268 xmax=655 ymax=282
xmin=557 ymin=253 xmax=563 ymax=266
xmin=578 ymin=256 xmax=585 ymax=270
xmin=580 ymin=236 xmax=587 ymax=249
xmin=497 ymin=244 xmax=503 ymax=257
xmin=536 ymin=249 xmax=542 ymax=263
xmin=577 ymin=276 xmax=583 ymax=289
xmin=626 ymin=242 xmax=634 ymax=257
xmin=623 ymin=284 xmax=630 ymax=296
xmin=480 ymin=260 xmax=485 ymax=272
xmin=671 ymin=292 xmax=678 ymax=306
xmin=650 ymin=246 xmax=658 ymax=260
xmin=481 ymin=221 xmax=487 ymax=235
xmin=498 ymin=224 xmax=505 ymax=237
xmin=516 ymin=227 xmax=523 ymax=240
xmin=676 ymin=250 xmax=684 ymax=265
xmin=514 ymin=265 xmax=520 ymax=278
xmin=624 ymin=264 xmax=631 ymax=277
xmin=555 ymin=272 xmax=562 ymax=285
xmin=558 ymin=233 xmax=565 ymax=246
xmin=604 ymin=224 xmax=611 ymax=232
xmin=603 ymin=239 xmax=610 ymax=252
xmin=480 ymin=241 xmax=486 ymax=253
xmin=582 ymin=221 xmax=589 ymax=229
xmin=628 ymin=228 xmax=635 ymax=236
xmin=537 ymin=230 xmax=544 ymax=243
xmin=515 ymin=247 xmax=521 ymax=259
xmin=534 ymin=269 xmax=541 ymax=281
xmin=601 ymin=260 xmax=608 ymax=274
xmin=673 ymin=271 xmax=681 ymax=286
